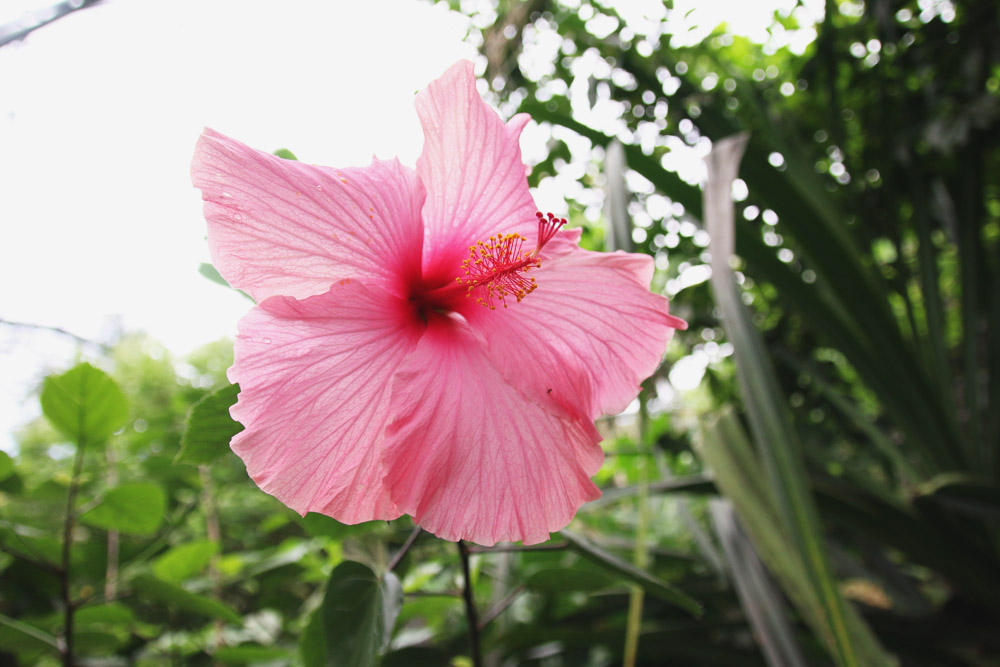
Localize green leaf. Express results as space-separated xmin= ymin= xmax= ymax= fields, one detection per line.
xmin=131 ymin=574 xmax=241 ymax=624
xmin=152 ymin=540 xmax=219 ymax=583
xmin=560 ymin=529 xmax=702 ymax=616
xmin=74 ymin=603 xmax=135 ymax=627
xmin=0 ymin=451 xmax=13 ymax=482
xmin=273 ymin=148 xmax=298 ymax=160
xmin=199 ymin=262 xmax=231 ymax=287
xmin=81 ymin=482 xmax=166 ymax=536
xmin=40 ymin=362 xmax=127 ymax=445
xmin=199 ymin=263 xmax=254 ymax=302
xmin=178 ymin=383 xmax=242 ymax=465
xmin=310 ymin=560 xmax=403 ymax=666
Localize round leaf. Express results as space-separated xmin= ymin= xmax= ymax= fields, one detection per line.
xmin=40 ymin=363 xmax=127 ymax=445
xmin=313 ymin=561 xmax=403 ymax=666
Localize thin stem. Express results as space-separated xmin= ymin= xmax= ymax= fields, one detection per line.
xmin=457 ymin=541 xmax=483 ymax=667
xmin=199 ymin=466 xmax=224 ymax=650
xmin=478 ymin=584 xmax=526 ymax=630
xmin=61 ymin=439 xmax=87 ymax=667
xmin=0 ymin=317 xmax=109 ymax=350
xmin=387 ymin=526 xmax=422 ymax=572
xmin=105 ymin=444 xmax=119 ymax=602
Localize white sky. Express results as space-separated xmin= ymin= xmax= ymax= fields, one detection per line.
xmin=0 ymin=0 xmax=816 ymax=449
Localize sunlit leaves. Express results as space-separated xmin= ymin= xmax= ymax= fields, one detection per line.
xmin=152 ymin=540 xmax=219 ymax=583
xmin=40 ymin=362 xmax=127 ymax=445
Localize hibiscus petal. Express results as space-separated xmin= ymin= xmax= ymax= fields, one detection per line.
xmin=464 ymin=248 xmax=687 ymax=419
xmin=382 ymin=319 xmax=603 ymax=546
xmin=227 ymin=281 xmax=421 ymax=523
xmin=415 ymin=61 xmax=538 ymax=273
xmin=192 ymin=128 xmax=424 ymax=302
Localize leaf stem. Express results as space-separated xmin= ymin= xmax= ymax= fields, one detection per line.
xmin=387 ymin=525 xmax=422 ymax=572
xmin=457 ymin=541 xmax=483 ymax=667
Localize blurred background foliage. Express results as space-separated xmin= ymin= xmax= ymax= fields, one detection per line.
xmin=2 ymin=0 xmax=999 ymax=664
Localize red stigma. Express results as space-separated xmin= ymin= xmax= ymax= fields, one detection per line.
xmin=535 ymin=211 xmax=567 ymax=252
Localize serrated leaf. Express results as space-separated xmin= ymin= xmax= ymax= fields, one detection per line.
xmin=40 ymin=363 xmax=127 ymax=445
xmin=131 ymin=574 xmax=241 ymax=624
xmin=152 ymin=540 xmax=219 ymax=583
xmin=560 ymin=529 xmax=702 ymax=616
xmin=81 ymin=482 xmax=166 ymax=536
xmin=178 ymin=384 xmax=242 ymax=465
xmin=306 ymin=560 xmax=403 ymax=667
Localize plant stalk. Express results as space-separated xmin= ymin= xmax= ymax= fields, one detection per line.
xmin=61 ymin=439 xmax=87 ymax=666
xmin=458 ymin=541 xmax=483 ymax=667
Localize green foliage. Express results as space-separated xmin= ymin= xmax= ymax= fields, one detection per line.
xmin=152 ymin=539 xmax=219 ymax=582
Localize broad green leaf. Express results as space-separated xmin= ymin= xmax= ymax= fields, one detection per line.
xmin=560 ymin=529 xmax=702 ymax=616
xmin=74 ymin=603 xmax=135 ymax=627
xmin=81 ymin=482 xmax=166 ymax=536
xmin=131 ymin=574 xmax=241 ymax=624
xmin=312 ymin=560 xmax=403 ymax=666
xmin=0 ymin=452 xmax=13 ymax=482
xmin=40 ymin=363 xmax=127 ymax=445
xmin=177 ymin=383 xmax=242 ymax=465
xmin=152 ymin=540 xmax=219 ymax=583
xmin=273 ymin=148 xmax=298 ymax=160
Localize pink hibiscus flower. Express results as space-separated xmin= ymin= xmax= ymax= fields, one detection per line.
xmin=191 ymin=61 xmax=686 ymax=546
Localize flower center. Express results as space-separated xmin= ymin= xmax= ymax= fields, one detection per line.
xmin=457 ymin=212 xmax=566 ymax=310
xmin=415 ymin=212 xmax=566 ymax=313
